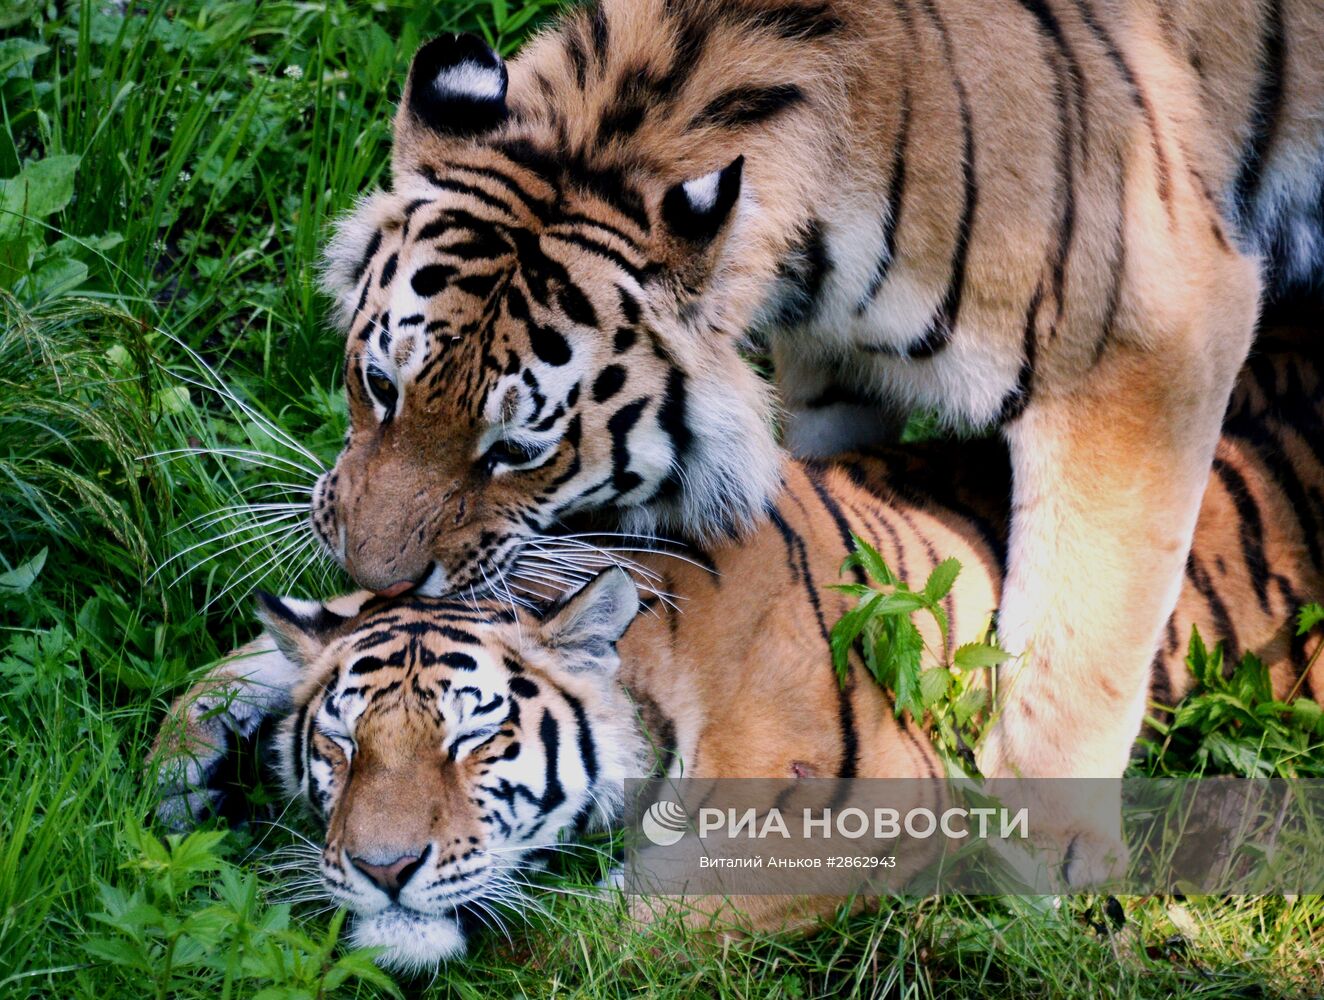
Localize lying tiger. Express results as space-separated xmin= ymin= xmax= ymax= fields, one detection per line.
xmin=153 ymin=338 xmax=1323 ymax=970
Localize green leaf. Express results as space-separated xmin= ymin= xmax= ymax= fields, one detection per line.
xmin=83 ymin=935 xmax=152 ymax=970
xmin=871 ymin=591 xmax=929 ymax=616
xmin=841 ymin=533 xmax=896 ymax=586
xmin=1291 ymin=697 xmax=1324 ymax=736
xmin=1231 ymin=651 xmax=1272 ymax=706
xmin=825 ymin=583 xmax=876 ymax=599
xmin=1185 ymin=625 xmax=1224 ymax=691
xmin=0 ymin=547 xmax=46 ymax=594
xmin=922 ymin=557 xmax=961 ymax=602
xmin=19 ymin=255 xmax=89 ymax=300
xmin=919 ymin=667 xmax=952 ymax=709
xmin=332 ymin=951 xmax=404 ymax=995
xmin=1297 ymin=602 xmax=1324 ymax=636
xmin=885 ymin=617 xmax=925 ymax=717
xmin=829 ymin=594 xmax=883 ymax=684
xmin=0 ymin=38 xmax=47 ymax=79
xmin=0 ymin=155 xmax=81 ymax=239
xmin=952 ymin=641 xmax=1013 ymax=672
xmin=952 ymin=686 xmax=989 ymax=727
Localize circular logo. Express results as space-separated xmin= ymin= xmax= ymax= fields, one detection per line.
xmin=641 ymin=799 xmax=688 ymax=846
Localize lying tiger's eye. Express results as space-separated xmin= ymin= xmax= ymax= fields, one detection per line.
xmin=365 ymin=367 xmax=398 ymax=411
xmin=479 ymin=439 xmax=547 ymax=475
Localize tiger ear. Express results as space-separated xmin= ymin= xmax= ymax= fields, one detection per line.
xmin=399 ymin=33 xmax=509 ymax=143
xmin=661 ymin=156 xmax=744 ymax=244
xmin=255 ymin=593 xmax=353 ymax=666
xmin=538 ymin=568 xmax=639 ymax=671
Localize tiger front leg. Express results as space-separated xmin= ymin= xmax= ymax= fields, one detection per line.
xmin=980 ymin=310 xmax=1254 ymax=885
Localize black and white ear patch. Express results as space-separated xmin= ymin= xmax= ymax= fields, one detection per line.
xmin=661 ymin=155 xmax=744 ymax=243
xmin=407 ymin=33 xmax=509 ymax=138
xmin=255 ymin=592 xmax=351 ymax=663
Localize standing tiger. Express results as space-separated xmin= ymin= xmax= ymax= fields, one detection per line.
xmin=309 ymin=1 xmax=1321 ymax=872
xmin=152 ymin=341 xmax=1324 ymax=967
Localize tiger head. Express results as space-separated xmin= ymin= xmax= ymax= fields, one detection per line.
xmin=260 ymin=569 xmax=644 ymax=971
xmin=313 ymin=31 xmax=781 ymax=596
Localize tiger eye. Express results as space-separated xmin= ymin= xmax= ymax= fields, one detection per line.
xmin=366 ymin=370 xmax=398 ymax=410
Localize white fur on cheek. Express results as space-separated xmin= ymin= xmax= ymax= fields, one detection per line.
xmin=350 ymin=908 xmax=467 ymax=972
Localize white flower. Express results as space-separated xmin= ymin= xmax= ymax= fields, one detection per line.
xmin=283 ymin=64 xmax=303 ymax=80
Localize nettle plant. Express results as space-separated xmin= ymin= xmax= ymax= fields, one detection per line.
xmin=828 ymin=534 xmax=1010 ymax=769
xmin=1138 ymin=604 xmax=1324 ymax=779
xmin=85 ymin=825 xmax=401 ymax=1000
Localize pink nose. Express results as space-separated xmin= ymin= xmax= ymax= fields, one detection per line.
xmin=350 ymin=853 xmax=423 ymax=895
xmin=373 ymin=580 xmax=416 ymax=599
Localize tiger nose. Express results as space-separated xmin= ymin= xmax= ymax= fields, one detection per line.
xmin=350 ymin=852 xmax=425 ymax=897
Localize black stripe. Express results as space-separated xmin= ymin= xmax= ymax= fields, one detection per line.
xmin=562 ymin=690 xmax=599 ymax=781
xmin=351 ymin=229 xmax=382 ymax=283
xmin=998 ymin=283 xmax=1043 ymax=423
xmin=440 ymin=651 xmax=478 ymax=671
xmin=379 ymin=251 xmax=398 ymax=288
xmin=1015 ymin=0 xmax=1084 ymax=327
xmin=290 ymin=700 xmax=309 ymax=787
xmin=772 ymin=218 xmax=831 ymax=327
xmin=440 ymin=231 xmax=510 ymax=261
xmin=857 ymin=86 xmax=910 ymax=314
xmin=590 ymin=2 xmax=610 ymax=64
xmin=412 ymin=263 xmax=457 ymax=297
xmin=565 ymin=29 xmax=589 ymax=88
xmin=688 ymin=83 xmax=805 ymax=131
xmin=1071 ymin=0 xmax=1172 ymax=209
xmin=1224 ymin=409 xmax=1323 ymax=571
xmin=538 ymin=709 xmax=566 ymax=811
xmin=443 ymin=161 xmax=553 ymax=222
xmin=417 ymin=168 xmax=518 ymax=217
xmin=653 ymin=13 xmax=710 ymax=100
xmin=742 ymin=2 xmax=844 ymax=39
xmin=907 ymin=0 xmax=976 ymax=359
xmin=558 ymin=212 xmax=646 ymax=250
xmin=607 ymin=397 xmax=649 ymax=493
xmin=1148 ymin=648 xmax=1173 ymax=708
xmin=767 ymin=506 xmax=859 ymax=778
xmin=1233 ymin=0 xmax=1285 ymax=214
xmin=802 ymin=464 xmax=868 ymax=585
xmin=657 ymin=366 xmax=692 ymax=463
xmin=597 ymin=98 xmax=648 ymax=143
xmin=592 ymin=364 xmax=626 ymax=403
xmin=544 ymin=231 xmax=645 ymax=282
xmin=1186 ymin=553 xmax=1238 ymax=657
xmin=1211 ymin=457 xmax=1271 ymax=613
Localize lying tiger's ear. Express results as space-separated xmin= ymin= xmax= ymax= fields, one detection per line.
xmin=539 ymin=568 xmax=639 ymax=670
xmin=398 ymin=33 xmax=509 ymax=145
xmin=255 ymin=593 xmax=353 ymax=666
xmin=661 ymin=155 xmax=744 ymax=244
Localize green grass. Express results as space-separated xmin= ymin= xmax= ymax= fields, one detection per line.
xmin=0 ymin=2 xmax=1321 ymax=996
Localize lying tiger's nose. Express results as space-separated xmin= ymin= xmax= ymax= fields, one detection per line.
xmin=350 ymin=852 xmax=425 ymax=896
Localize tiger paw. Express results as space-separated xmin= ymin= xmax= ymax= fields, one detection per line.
xmin=1060 ymin=829 xmax=1129 ymax=889
xmin=149 ymin=692 xmax=263 ymax=830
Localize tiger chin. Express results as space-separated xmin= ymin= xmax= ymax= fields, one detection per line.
xmin=195 ymin=573 xmax=644 ymax=972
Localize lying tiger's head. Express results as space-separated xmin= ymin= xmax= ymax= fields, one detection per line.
xmin=260 ymin=569 xmax=644 ymax=971
xmin=312 ymin=31 xmax=781 ymax=596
